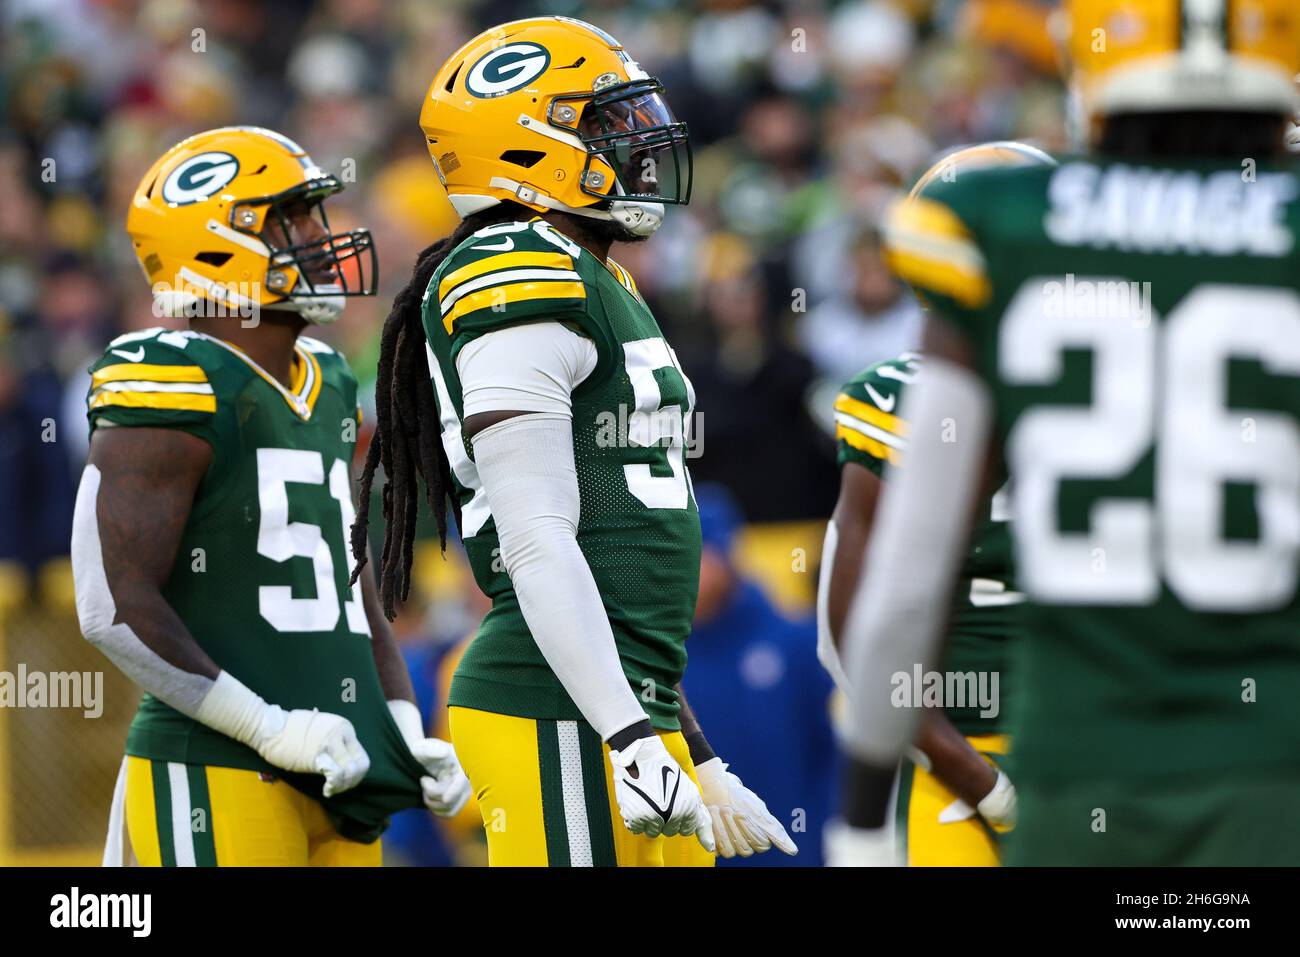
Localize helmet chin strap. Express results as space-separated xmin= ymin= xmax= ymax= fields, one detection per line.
xmin=266 ymin=292 xmax=345 ymax=325
xmin=558 ymin=197 xmax=664 ymax=237
xmin=485 ymin=176 xmax=665 ymax=237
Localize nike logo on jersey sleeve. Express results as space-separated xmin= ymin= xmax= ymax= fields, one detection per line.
xmin=864 ymin=383 xmax=896 ymax=412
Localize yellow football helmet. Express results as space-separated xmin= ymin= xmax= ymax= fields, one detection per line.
xmin=1058 ymin=0 xmax=1300 ymax=143
xmin=127 ymin=126 xmax=376 ymax=324
xmin=419 ymin=16 xmax=691 ymax=237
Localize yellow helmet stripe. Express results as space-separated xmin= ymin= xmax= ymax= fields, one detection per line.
xmin=438 ymin=251 xmax=575 ymax=300
xmin=834 ymin=393 xmax=908 ymax=439
xmin=89 ymin=390 xmax=217 ymax=413
xmin=91 ymin=363 xmax=209 ymax=387
xmin=442 ymin=280 xmax=587 ymax=334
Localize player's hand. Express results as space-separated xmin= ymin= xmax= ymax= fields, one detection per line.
xmin=694 ymin=757 xmax=797 ymax=858
xmin=253 ymin=706 xmax=371 ymax=797
xmin=609 ymin=735 xmax=715 ymax=852
xmin=407 ymin=736 xmax=472 ymax=817
xmin=976 ymin=769 xmax=1017 ymax=832
xmin=388 ymin=700 xmax=471 ymax=817
xmin=824 ymin=821 xmax=895 ymax=867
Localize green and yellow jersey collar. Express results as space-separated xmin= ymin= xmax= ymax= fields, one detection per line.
xmin=194 ymin=331 xmax=323 ymax=419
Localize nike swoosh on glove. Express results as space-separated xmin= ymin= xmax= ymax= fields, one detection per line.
xmin=609 ymin=735 xmax=715 ymax=852
xmin=695 ymin=757 xmax=798 ymax=858
xmin=252 ymin=707 xmax=371 ymax=798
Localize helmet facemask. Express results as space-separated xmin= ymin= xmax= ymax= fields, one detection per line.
xmin=551 ymin=77 xmax=692 ymax=238
xmin=231 ymin=177 xmax=378 ymax=324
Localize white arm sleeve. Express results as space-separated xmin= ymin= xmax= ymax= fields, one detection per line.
xmin=470 ymin=412 xmax=648 ymax=741
xmin=72 ymin=464 xmax=276 ymax=747
xmin=456 ymin=321 xmax=598 ymax=418
xmin=842 ymin=358 xmax=992 ymax=766
xmin=71 ymin=464 xmax=216 ymax=717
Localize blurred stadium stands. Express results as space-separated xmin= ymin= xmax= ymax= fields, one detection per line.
xmin=0 ymin=0 xmax=1064 ymax=864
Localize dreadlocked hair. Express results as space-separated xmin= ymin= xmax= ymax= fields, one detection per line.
xmin=350 ymin=200 xmax=530 ymax=619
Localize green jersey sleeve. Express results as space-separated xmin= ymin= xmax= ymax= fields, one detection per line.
xmin=86 ymin=328 xmax=218 ymax=442
xmin=426 ymin=219 xmax=601 ymax=359
xmin=834 ymin=353 xmax=922 ymax=475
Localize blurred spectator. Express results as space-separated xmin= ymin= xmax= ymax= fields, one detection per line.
xmin=681 ymin=235 xmax=838 ymax=522
xmin=681 ymin=484 xmax=837 ymax=867
xmin=798 ymin=224 xmax=923 ymax=386
xmin=0 ymin=317 xmax=77 ymax=580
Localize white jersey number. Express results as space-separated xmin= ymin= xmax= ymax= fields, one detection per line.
xmin=256 ymin=448 xmax=370 ymax=634
xmin=1001 ymin=281 xmax=1300 ymax=611
xmin=621 ymin=338 xmax=696 ymax=510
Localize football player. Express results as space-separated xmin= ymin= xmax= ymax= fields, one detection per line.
xmin=819 ymin=144 xmax=1054 ymax=866
xmin=71 ymin=127 xmax=470 ymax=867
xmin=351 ymin=17 xmax=795 ymax=866
xmin=832 ymin=0 xmax=1300 ymax=866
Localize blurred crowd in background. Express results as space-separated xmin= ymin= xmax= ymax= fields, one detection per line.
xmin=0 ymin=0 xmax=1065 ymax=865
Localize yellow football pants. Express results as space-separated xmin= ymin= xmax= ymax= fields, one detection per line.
xmin=124 ymin=756 xmax=381 ymax=867
xmin=449 ymin=707 xmax=716 ymax=867
xmin=896 ymin=734 xmax=1011 ymax=867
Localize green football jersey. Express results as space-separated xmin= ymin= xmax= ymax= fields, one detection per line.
xmin=86 ymin=327 xmax=427 ymax=842
xmin=424 ymin=218 xmax=701 ymax=731
xmin=835 ymin=353 xmax=1022 ymax=734
xmin=886 ymin=155 xmax=1300 ymax=784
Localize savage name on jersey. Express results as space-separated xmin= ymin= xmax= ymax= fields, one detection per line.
xmin=425 ymin=218 xmax=700 ymax=730
xmin=87 ymin=327 xmax=428 ymax=841
xmin=835 ymin=353 xmax=1022 ymax=734
xmin=885 ymin=155 xmax=1300 ymax=784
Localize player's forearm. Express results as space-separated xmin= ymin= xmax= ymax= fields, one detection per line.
xmin=674 ymin=684 xmax=716 ymax=766
xmin=72 ymin=463 xmax=222 ymax=707
xmin=825 ymin=501 xmax=870 ymax=651
xmin=914 ymin=711 xmax=997 ymax=808
xmin=818 ymin=465 xmax=884 ymax=692
xmin=362 ymin=560 xmax=417 ymax=704
xmin=472 ymin=412 xmax=647 ymax=741
xmin=73 ymin=458 xmax=302 ymax=755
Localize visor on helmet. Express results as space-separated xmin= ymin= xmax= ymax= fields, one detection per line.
xmin=553 ymin=78 xmax=692 ymax=207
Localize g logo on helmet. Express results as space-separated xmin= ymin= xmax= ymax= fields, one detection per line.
xmin=162 ymin=152 xmax=240 ymax=206
xmin=465 ymin=43 xmax=551 ymax=98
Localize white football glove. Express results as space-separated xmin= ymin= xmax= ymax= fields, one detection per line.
xmin=609 ymin=735 xmax=715 ymax=852
xmin=251 ymin=706 xmax=371 ymax=798
xmin=389 ymin=700 xmax=472 ymax=817
xmin=694 ymin=757 xmax=798 ymax=858
xmin=976 ymin=770 xmax=1017 ymax=831
xmin=824 ymin=820 xmax=896 ymax=867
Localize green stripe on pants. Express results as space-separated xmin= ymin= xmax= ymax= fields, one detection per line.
xmin=577 ymin=722 xmax=618 ymax=867
xmin=536 ymin=720 xmax=570 ymax=867
xmin=185 ymin=764 xmax=218 ymax=867
xmin=150 ymin=760 xmax=176 ymax=868
xmin=894 ymin=759 xmax=915 ymax=867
